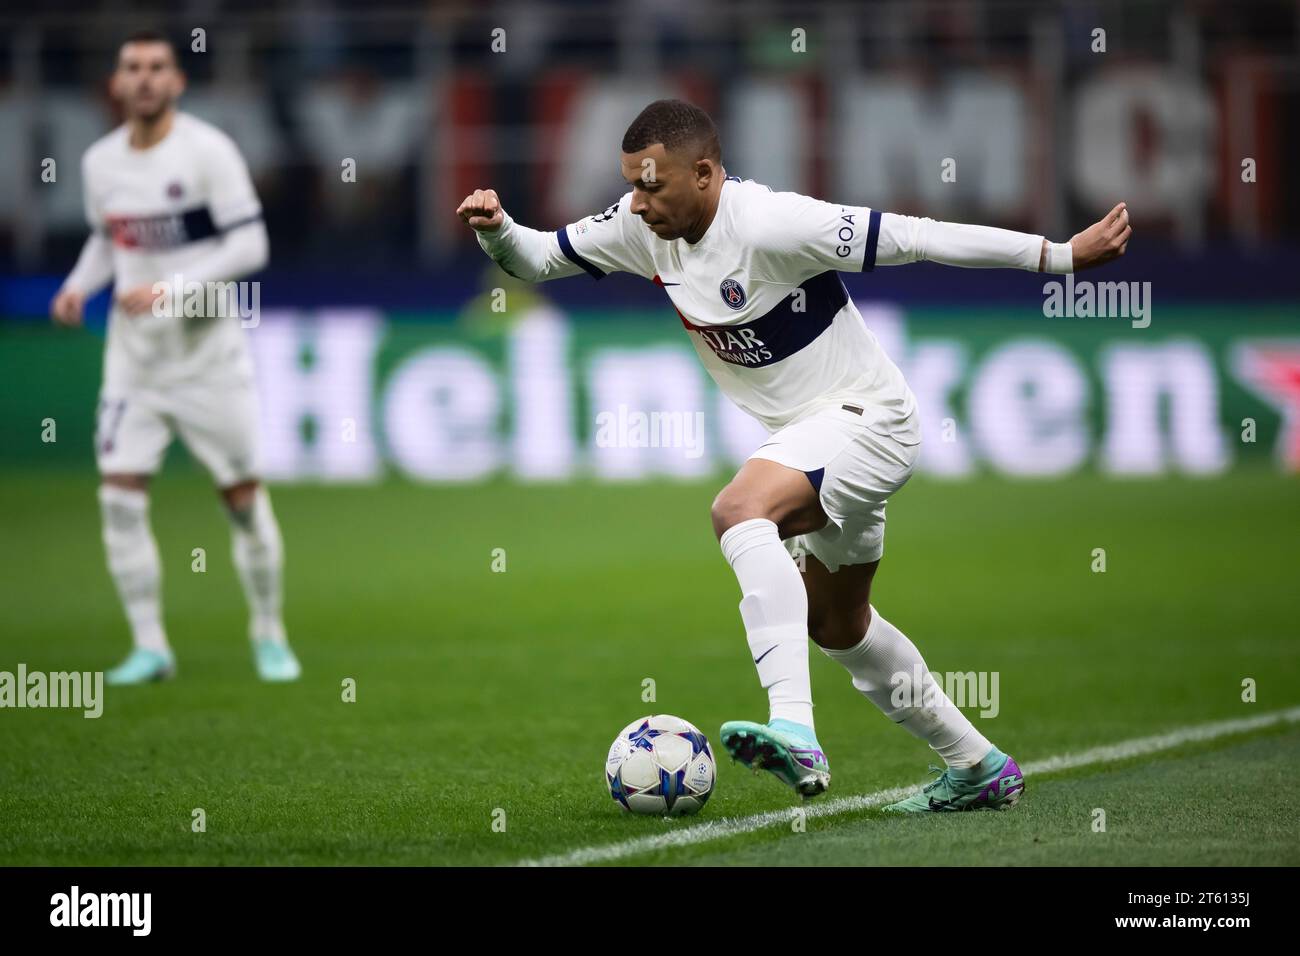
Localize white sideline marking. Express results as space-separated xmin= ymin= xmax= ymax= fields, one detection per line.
xmin=516 ymin=706 xmax=1300 ymax=867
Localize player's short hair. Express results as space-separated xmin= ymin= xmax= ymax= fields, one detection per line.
xmin=622 ymin=99 xmax=722 ymax=164
xmin=118 ymin=30 xmax=180 ymax=67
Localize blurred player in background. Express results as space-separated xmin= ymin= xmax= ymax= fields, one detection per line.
xmin=49 ymin=31 xmax=300 ymax=684
xmin=460 ymin=99 xmax=1131 ymax=812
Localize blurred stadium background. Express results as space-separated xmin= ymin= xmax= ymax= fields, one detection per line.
xmin=2 ymin=0 xmax=1299 ymax=481
xmin=1 ymin=1 xmax=1298 ymax=866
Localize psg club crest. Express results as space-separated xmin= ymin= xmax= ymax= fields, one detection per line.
xmin=719 ymin=278 xmax=747 ymax=310
xmin=166 ymin=181 xmax=184 ymax=199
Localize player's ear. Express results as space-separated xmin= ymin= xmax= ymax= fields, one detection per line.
xmin=694 ymin=157 xmax=715 ymax=190
xmin=174 ymin=68 xmax=187 ymax=97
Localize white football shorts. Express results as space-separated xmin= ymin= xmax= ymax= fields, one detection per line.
xmin=94 ymin=376 xmax=261 ymax=487
xmin=748 ymin=402 xmax=921 ymax=572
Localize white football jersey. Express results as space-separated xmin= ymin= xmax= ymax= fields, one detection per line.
xmin=81 ymin=111 xmax=263 ymax=389
xmin=559 ymin=176 xmax=918 ymax=437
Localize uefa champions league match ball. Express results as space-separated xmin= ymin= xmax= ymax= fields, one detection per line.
xmin=605 ymin=714 xmax=716 ymax=816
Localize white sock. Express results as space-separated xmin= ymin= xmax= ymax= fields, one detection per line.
xmin=819 ymin=604 xmax=993 ymax=768
xmin=99 ymin=485 xmax=169 ymax=655
xmin=227 ymin=486 xmax=287 ymax=645
xmin=720 ymin=517 xmax=814 ymax=729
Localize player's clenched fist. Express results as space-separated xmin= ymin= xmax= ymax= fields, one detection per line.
xmin=457 ymin=188 xmax=505 ymax=232
xmin=50 ymin=288 xmax=86 ymax=327
xmin=1069 ymin=202 xmax=1131 ymax=271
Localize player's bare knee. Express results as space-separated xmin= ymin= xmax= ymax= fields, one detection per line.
xmin=710 ymin=486 xmax=772 ymax=538
xmin=220 ymin=479 xmax=259 ymax=513
xmin=101 ymin=473 xmax=150 ymax=492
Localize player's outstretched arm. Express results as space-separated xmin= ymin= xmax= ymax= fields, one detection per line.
xmin=51 ymin=231 xmax=113 ymax=327
xmin=756 ymin=190 xmax=1130 ymax=280
xmin=458 ymin=187 xmax=585 ymax=283
xmin=879 ymin=201 xmax=1131 ymax=274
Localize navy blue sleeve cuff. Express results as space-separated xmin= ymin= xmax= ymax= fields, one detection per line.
xmin=556 ymin=227 xmax=606 ymax=280
xmin=861 ymin=208 xmax=882 ymax=272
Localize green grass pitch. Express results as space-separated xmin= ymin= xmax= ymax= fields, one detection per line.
xmin=1 ymin=466 xmax=1298 ymax=866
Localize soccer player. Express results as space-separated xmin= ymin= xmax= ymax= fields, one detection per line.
xmin=50 ymin=32 xmax=300 ymax=684
xmin=458 ymin=99 xmax=1130 ymax=811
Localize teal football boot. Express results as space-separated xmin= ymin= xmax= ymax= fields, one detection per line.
xmin=105 ymin=648 xmax=176 ymax=685
xmin=884 ymin=746 xmax=1024 ymax=813
xmin=720 ymin=718 xmax=830 ymax=798
xmin=253 ymin=639 xmax=301 ymax=682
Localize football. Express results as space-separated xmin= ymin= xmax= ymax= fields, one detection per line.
xmin=605 ymin=714 xmax=716 ymax=816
